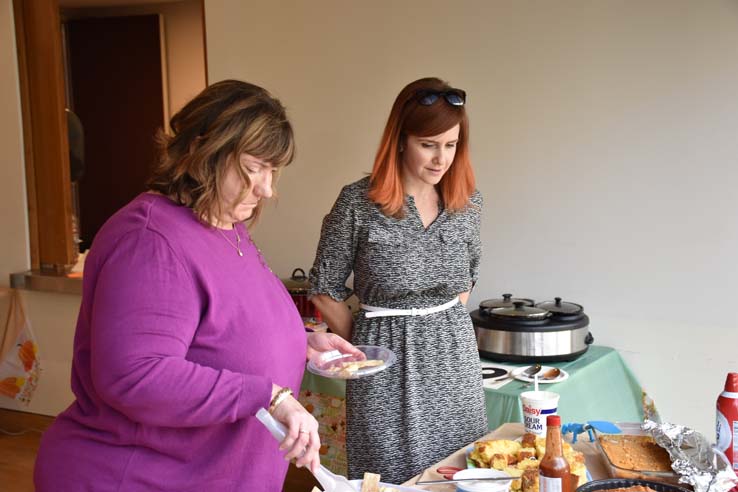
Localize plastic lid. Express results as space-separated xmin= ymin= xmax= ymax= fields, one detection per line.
xmin=547 ymin=415 xmax=561 ymax=426
xmin=725 ymin=373 xmax=738 ymax=392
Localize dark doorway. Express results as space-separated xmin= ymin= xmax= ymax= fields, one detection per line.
xmin=66 ymin=15 xmax=164 ymax=250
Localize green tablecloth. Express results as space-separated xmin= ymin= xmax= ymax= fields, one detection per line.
xmin=298 ymin=345 xmax=653 ymax=476
xmin=482 ymin=345 xmax=649 ymax=430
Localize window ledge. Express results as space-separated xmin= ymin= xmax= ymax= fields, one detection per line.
xmin=9 ymin=270 xmax=82 ymax=296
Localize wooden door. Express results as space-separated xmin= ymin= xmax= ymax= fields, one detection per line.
xmin=66 ymin=15 xmax=164 ymax=250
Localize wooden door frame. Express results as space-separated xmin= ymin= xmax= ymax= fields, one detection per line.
xmin=13 ymin=0 xmax=75 ymax=272
xmin=12 ymin=0 xmax=208 ymax=274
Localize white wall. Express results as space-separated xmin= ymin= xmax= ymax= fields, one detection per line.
xmin=205 ymin=0 xmax=738 ymax=438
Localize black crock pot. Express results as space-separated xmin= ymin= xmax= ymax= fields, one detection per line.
xmin=471 ymin=295 xmax=594 ymax=363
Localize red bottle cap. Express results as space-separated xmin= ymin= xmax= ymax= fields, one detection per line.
xmin=725 ymin=373 xmax=738 ymax=393
xmin=547 ymin=415 xmax=561 ymax=426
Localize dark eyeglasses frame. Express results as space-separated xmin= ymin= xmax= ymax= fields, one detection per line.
xmin=415 ymin=89 xmax=466 ymax=107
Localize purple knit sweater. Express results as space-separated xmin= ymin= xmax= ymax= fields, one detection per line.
xmin=35 ymin=193 xmax=307 ymax=492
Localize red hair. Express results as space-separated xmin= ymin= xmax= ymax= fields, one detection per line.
xmin=368 ymin=77 xmax=476 ymax=218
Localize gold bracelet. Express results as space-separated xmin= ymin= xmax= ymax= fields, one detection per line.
xmin=268 ymin=387 xmax=293 ymax=414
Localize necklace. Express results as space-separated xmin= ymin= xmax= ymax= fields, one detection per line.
xmin=217 ymin=224 xmax=243 ymax=256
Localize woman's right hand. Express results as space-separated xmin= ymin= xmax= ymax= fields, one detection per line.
xmin=270 ymin=389 xmax=321 ymax=473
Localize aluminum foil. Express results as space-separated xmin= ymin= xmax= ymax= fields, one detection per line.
xmin=642 ymin=420 xmax=738 ymax=492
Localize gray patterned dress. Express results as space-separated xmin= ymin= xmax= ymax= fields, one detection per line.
xmin=309 ymin=176 xmax=488 ymax=484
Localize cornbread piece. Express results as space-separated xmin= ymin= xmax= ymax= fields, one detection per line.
xmin=473 ymin=439 xmax=522 ymax=466
xmin=570 ymin=461 xmax=588 ymax=487
xmin=519 ymin=447 xmax=537 ymax=461
xmin=516 ymin=458 xmax=539 ymax=470
xmin=522 ymin=468 xmax=539 ymax=492
xmin=598 ymin=435 xmax=672 ymax=472
xmin=328 ymin=359 xmax=384 ymax=377
xmin=521 ymin=432 xmax=537 ymax=448
xmin=503 ymin=467 xmax=524 ymax=492
xmin=361 ymin=472 xmax=381 ymax=492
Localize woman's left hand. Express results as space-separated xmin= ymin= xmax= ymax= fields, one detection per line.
xmin=306 ymin=332 xmax=364 ymax=362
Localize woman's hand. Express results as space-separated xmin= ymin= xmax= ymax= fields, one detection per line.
xmin=270 ymin=389 xmax=321 ymax=472
xmin=306 ymin=332 xmax=364 ymax=362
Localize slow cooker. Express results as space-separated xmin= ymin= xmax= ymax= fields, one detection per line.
xmin=471 ymin=294 xmax=594 ymax=363
xmin=281 ymin=268 xmax=318 ymax=318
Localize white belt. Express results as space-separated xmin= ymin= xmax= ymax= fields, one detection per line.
xmin=361 ymin=297 xmax=460 ymax=319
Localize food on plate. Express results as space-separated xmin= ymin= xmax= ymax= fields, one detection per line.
xmin=468 ymin=433 xmax=587 ymax=492
xmin=598 ymin=435 xmax=672 ymax=472
xmin=605 ymin=487 xmax=659 ymax=492
xmin=327 ymin=359 xmax=385 ymax=377
xmin=359 ymin=471 xmax=399 ymax=492
xmin=309 ymin=471 xmax=400 ymax=492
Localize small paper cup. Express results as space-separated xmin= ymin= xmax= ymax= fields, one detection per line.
xmin=520 ymin=390 xmax=560 ymax=436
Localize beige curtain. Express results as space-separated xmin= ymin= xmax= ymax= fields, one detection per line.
xmin=0 ymin=288 xmax=40 ymax=405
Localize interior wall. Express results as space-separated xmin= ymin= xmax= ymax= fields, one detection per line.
xmin=64 ymin=0 xmax=206 ymax=115
xmin=205 ymin=0 xmax=738 ymax=438
xmin=0 ymin=0 xmax=29 ymax=283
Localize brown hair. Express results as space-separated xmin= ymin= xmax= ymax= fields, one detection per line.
xmin=148 ymin=79 xmax=295 ymax=225
xmin=368 ymin=77 xmax=475 ymax=218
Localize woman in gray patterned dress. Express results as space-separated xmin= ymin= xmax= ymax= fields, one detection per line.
xmin=309 ymin=77 xmax=487 ymax=484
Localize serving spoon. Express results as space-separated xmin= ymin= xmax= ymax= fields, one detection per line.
xmin=523 ymin=367 xmax=561 ymax=388
xmin=256 ymin=408 xmax=358 ymax=492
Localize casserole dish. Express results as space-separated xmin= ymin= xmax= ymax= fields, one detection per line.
xmin=594 ymin=423 xmax=681 ymax=486
xmin=577 ymin=478 xmax=690 ymax=492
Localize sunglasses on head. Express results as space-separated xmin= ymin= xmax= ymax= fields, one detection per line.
xmin=415 ymin=89 xmax=466 ymax=106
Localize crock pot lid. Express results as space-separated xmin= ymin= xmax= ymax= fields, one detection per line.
xmin=490 ymin=301 xmax=550 ymax=319
xmin=282 ymin=268 xmax=310 ymax=292
xmin=535 ymin=297 xmax=583 ymax=315
xmin=479 ymin=293 xmax=534 ymax=310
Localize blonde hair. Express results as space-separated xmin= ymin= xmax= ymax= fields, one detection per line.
xmin=148 ymin=79 xmax=295 ymax=225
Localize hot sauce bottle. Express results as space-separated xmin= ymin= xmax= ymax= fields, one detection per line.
xmin=539 ymin=415 xmax=573 ymax=492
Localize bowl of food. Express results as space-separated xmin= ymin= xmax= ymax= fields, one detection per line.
xmin=594 ymin=423 xmax=680 ymax=486
xmin=576 ymin=478 xmax=691 ymax=492
xmin=307 ymin=345 xmax=395 ymax=379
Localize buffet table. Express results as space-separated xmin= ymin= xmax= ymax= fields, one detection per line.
xmin=405 ymin=422 xmax=609 ymax=490
xmin=298 ymin=345 xmax=653 ymax=477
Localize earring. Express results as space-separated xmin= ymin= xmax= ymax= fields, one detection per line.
xmin=398 ymin=145 xmax=404 ymax=152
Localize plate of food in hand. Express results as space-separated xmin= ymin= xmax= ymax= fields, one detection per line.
xmin=465 ymin=432 xmax=590 ymax=492
xmin=307 ymin=345 xmax=396 ymax=379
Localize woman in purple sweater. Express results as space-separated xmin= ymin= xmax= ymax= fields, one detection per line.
xmin=34 ymin=80 xmax=360 ymax=492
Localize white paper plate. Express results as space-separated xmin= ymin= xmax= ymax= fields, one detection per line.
xmin=512 ymin=365 xmax=569 ymax=384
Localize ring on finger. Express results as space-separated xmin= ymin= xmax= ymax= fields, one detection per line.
xmin=299 ymin=428 xmax=309 ymax=434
